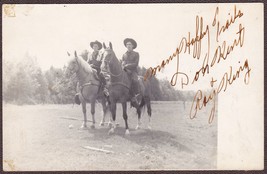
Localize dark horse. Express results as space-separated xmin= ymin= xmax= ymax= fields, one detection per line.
xmin=101 ymin=42 xmax=152 ymax=135
xmin=65 ymin=51 xmax=110 ymax=129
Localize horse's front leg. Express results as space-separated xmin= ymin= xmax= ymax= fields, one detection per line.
xmin=90 ymin=101 xmax=96 ymax=129
xmin=122 ymin=102 xmax=130 ymax=135
xmin=99 ymin=99 xmax=107 ymax=127
xmin=80 ymin=101 xmax=87 ymax=129
xmin=108 ymin=102 xmax=116 ymax=135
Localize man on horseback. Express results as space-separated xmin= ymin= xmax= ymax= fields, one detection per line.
xmin=87 ymin=40 xmax=102 ymax=73
xmin=122 ymin=38 xmax=140 ymax=104
xmin=74 ymin=41 xmax=108 ymax=105
xmin=87 ymin=40 xmax=109 ymax=97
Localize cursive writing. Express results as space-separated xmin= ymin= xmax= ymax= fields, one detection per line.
xmin=212 ymin=5 xmax=244 ymax=42
xmin=192 ymin=23 xmax=245 ymax=84
xmin=143 ymin=5 xmax=251 ymax=124
xmin=144 ymin=15 xmax=210 ymax=89
xmin=190 ymin=59 xmax=251 ymax=123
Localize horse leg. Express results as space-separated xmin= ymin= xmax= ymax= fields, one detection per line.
xmin=146 ymin=98 xmax=152 ymax=130
xmin=108 ymin=102 xmax=116 ymax=135
xmin=99 ymin=99 xmax=107 ymax=127
xmin=90 ymin=101 xmax=96 ymax=129
xmin=135 ymin=106 xmax=142 ymax=130
xmin=107 ymin=102 xmax=113 ymax=128
xmin=80 ymin=102 xmax=87 ymax=129
xmin=122 ymin=102 xmax=130 ymax=135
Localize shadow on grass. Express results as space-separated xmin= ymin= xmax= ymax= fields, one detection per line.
xmin=86 ymin=126 xmax=194 ymax=153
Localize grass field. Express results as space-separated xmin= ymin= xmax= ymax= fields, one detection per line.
xmin=3 ymin=101 xmax=217 ymax=171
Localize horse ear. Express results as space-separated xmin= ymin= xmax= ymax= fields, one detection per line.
xmin=103 ymin=42 xmax=106 ymax=49
xmin=67 ymin=52 xmax=70 ymax=56
xmin=109 ymin=42 xmax=113 ymax=50
xmin=74 ymin=51 xmax=77 ymax=57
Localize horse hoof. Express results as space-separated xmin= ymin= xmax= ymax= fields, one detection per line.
xmin=108 ymin=122 xmax=112 ymax=128
xmin=80 ymin=125 xmax=88 ymax=130
xmin=90 ymin=124 xmax=95 ymax=129
xmin=125 ymin=129 xmax=130 ymax=135
xmin=99 ymin=122 xmax=105 ymax=127
xmin=135 ymin=125 xmax=141 ymax=130
xmin=108 ymin=128 xmax=114 ymax=135
xmin=148 ymin=125 xmax=152 ymax=130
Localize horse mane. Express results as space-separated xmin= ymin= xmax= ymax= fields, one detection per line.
xmin=75 ymin=55 xmax=93 ymax=74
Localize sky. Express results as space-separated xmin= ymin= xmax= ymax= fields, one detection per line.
xmin=3 ymin=4 xmax=192 ymax=69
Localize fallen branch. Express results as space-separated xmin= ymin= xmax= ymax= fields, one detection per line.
xmin=60 ymin=116 xmax=93 ymax=122
xmin=60 ymin=117 xmax=119 ymax=125
xmin=82 ymin=146 xmax=114 ymax=154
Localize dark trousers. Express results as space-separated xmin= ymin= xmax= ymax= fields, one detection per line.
xmin=127 ymin=71 xmax=139 ymax=96
xmin=98 ymin=72 xmax=107 ymax=87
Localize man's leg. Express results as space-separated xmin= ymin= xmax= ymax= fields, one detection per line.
xmin=131 ymin=72 xmax=140 ymax=105
xmin=99 ymin=72 xmax=109 ymax=97
xmin=74 ymin=82 xmax=81 ymax=105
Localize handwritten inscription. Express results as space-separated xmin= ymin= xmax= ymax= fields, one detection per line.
xmin=212 ymin=6 xmax=243 ymax=42
xmin=144 ymin=5 xmax=251 ymax=123
xmin=190 ymin=59 xmax=251 ymax=123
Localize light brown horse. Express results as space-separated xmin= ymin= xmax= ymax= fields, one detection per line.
xmin=65 ymin=51 xmax=110 ymax=129
xmin=101 ymin=42 xmax=152 ymax=135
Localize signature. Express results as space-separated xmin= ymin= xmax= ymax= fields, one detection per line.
xmin=144 ymin=5 xmax=251 ymax=123
xmin=190 ymin=59 xmax=251 ymax=123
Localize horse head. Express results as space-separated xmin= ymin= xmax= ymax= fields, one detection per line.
xmin=65 ymin=51 xmax=79 ymax=77
xmin=101 ymin=42 xmax=121 ymax=72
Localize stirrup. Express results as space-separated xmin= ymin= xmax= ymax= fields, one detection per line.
xmin=103 ymin=89 xmax=109 ymax=97
xmin=131 ymin=94 xmax=140 ymax=105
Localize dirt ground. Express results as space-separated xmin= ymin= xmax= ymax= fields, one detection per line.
xmin=3 ymin=101 xmax=217 ymax=171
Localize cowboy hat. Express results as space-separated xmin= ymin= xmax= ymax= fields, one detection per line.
xmin=90 ymin=40 xmax=102 ymax=50
xmin=124 ymin=38 xmax=137 ymax=49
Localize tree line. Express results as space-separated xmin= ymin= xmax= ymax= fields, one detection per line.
xmin=3 ymin=53 xmax=195 ymax=105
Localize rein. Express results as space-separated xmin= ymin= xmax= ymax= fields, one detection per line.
xmin=104 ymin=59 xmax=123 ymax=77
xmin=110 ymin=82 xmax=130 ymax=89
xmin=109 ymin=69 xmax=123 ymax=77
xmin=104 ymin=55 xmax=130 ymax=89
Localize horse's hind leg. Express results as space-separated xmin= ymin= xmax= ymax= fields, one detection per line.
xmin=81 ymin=102 xmax=87 ymax=129
xmin=146 ymin=98 xmax=152 ymax=130
xmin=90 ymin=101 xmax=96 ymax=129
xmin=122 ymin=102 xmax=130 ymax=135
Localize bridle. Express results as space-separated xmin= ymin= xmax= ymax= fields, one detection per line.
xmin=102 ymin=51 xmax=123 ymax=77
xmin=66 ymin=56 xmax=79 ymax=76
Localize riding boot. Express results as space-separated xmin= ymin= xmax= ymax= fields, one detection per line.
xmin=130 ymin=72 xmax=140 ymax=105
xmin=99 ymin=72 xmax=109 ymax=97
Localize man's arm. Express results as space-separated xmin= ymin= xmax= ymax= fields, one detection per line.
xmin=122 ymin=53 xmax=127 ymax=67
xmin=125 ymin=52 xmax=139 ymax=69
xmin=87 ymin=53 xmax=92 ymax=64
